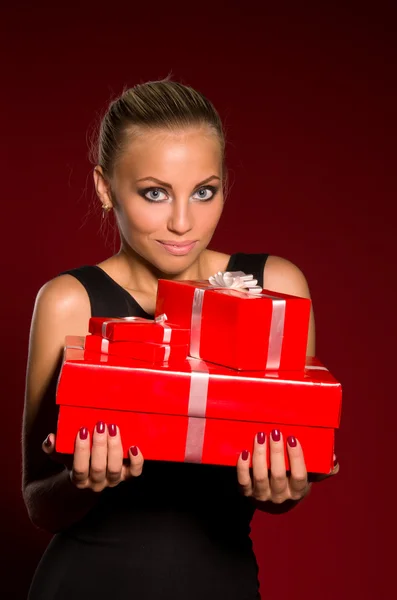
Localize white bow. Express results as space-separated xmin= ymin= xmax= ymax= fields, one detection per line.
xmin=208 ymin=271 xmax=262 ymax=295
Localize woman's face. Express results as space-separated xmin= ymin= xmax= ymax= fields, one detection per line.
xmin=101 ymin=126 xmax=224 ymax=275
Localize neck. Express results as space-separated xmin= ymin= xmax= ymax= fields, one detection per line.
xmin=116 ymin=243 xmax=210 ymax=295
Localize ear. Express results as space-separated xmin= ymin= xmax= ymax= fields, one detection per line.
xmin=93 ymin=166 xmax=114 ymax=208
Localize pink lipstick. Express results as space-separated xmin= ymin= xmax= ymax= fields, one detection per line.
xmin=156 ymin=240 xmax=197 ymax=256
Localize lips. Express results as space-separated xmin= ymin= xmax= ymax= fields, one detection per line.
xmin=156 ymin=240 xmax=197 ymax=256
xmin=156 ymin=240 xmax=196 ymax=247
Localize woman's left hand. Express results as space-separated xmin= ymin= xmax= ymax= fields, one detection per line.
xmin=237 ymin=430 xmax=339 ymax=506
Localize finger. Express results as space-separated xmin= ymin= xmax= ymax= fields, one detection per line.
xmin=269 ymin=429 xmax=288 ymax=500
xmin=122 ymin=445 xmax=144 ymax=479
xmin=252 ymin=432 xmax=270 ymax=501
xmin=89 ymin=421 xmax=108 ymax=486
xmin=286 ymin=436 xmax=309 ymax=499
xmin=236 ymin=449 xmax=253 ymax=497
xmin=106 ymin=424 xmax=123 ymax=486
xmin=42 ymin=433 xmax=55 ymax=455
xmin=71 ymin=427 xmax=91 ymax=487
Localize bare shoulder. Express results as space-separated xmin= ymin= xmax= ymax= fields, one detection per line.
xmin=263 ymin=255 xmax=312 ymax=299
xmin=33 ymin=273 xmax=91 ymax=335
xmin=23 ymin=274 xmax=92 ymax=456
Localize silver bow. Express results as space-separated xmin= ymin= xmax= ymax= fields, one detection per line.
xmin=208 ymin=271 xmax=262 ymax=295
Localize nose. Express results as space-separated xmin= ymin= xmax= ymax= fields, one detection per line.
xmin=167 ymin=199 xmax=193 ymax=236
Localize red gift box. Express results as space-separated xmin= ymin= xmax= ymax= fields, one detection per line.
xmin=89 ymin=315 xmax=189 ymax=345
xmin=154 ymin=276 xmax=311 ymax=371
xmin=55 ymin=336 xmax=342 ymax=473
xmin=85 ymin=334 xmax=189 ymax=363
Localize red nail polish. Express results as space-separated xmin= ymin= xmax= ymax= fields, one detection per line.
xmin=287 ymin=436 xmax=297 ymax=447
xmin=96 ymin=421 xmax=105 ymax=434
xmin=79 ymin=427 xmax=88 ymax=440
xmin=271 ymin=429 xmax=281 ymax=442
xmin=257 ymin=432 xmax=266 ymax=445
xmin=44 ymin=435 xmax=52 ymax=447
xmin=130 ymin=446 xmax=138 ymax=456
xmin=242 ymin=450 xmax=249 ymax=461
xmin=108 ymin=424 xmax=117 ymax=437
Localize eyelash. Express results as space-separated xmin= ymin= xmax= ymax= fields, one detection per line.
xmin=139 ymin=185 xmax=219 ymax=203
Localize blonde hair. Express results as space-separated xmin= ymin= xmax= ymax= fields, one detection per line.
xmin=90 ymin=79 xmax=226 ymax=179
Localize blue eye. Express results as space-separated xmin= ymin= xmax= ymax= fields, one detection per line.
xmin=192 ymin=186 xmax=217 ymax=201
xmin=143 ymin=188 xmax=168 ymax=202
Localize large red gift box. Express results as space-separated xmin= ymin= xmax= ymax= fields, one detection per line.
xmin=85 ymin=334 xmax=189 ymax=363
xmin=154 ymin=276 xmax=311 ymax=371
xmin=55 ymin=336 xmax=342 ymax=473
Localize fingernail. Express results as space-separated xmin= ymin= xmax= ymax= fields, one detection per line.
xmin=287 ymin=436 xmax=297 ymax=447
xmin=271 ymin=429 xmax=281 ymax=442
xmin=96 ymin=421 xmax=105 ymax=434
xmin=257 ymin=432 xmax=266 ymax=445
xmin=334 ymin=456 xmax=338 ymax=467
xmin=79 ymin=427 xmax=88 ymax=440
xmin=242 ymin=450 xmax=249 ymax=461
xmin=130 ymin=446 xmax=138 ymax=456
xmin=44 ymin=435 xmax=52 ymax=447
xmin=108 ymin=424 xmax=117 ymax=437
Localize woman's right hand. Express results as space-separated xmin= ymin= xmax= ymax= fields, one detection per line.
xmin=42 ymin=422 xmax=144 ymax=492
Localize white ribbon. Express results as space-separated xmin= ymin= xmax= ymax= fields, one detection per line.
xmin=100 ymin=313 xmax=171 ymax=343
xmin=184 ymin=358 xmax=210 ymax=463
xmin=208 ymin=270 xmax=263 ymax=295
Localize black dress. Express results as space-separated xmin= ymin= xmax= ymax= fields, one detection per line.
xmin=28 ymin=253 xmax=269 ymax=600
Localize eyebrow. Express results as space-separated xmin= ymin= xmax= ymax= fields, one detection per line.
xmin=135 ymin=175 xmax=221 ymax=189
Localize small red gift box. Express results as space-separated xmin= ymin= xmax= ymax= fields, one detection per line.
xmin=55 ymin=337 xmax=342 ymax=473
xmin=89 ymin=314 xmax=190 ymax=345
xmin=155 ymin=273 xmax=311 ymax=371
xmin=85 ymin=334 xmax=189 ymax=363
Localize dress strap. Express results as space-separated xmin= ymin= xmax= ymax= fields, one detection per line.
xmin=226 ymin=253 xmax=269 ymax=288
xmin=59 ymin=266 xmax=138 ymax=318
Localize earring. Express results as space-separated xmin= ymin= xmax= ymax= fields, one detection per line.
xmin=102 ymin=204 xmax=112 ymax=219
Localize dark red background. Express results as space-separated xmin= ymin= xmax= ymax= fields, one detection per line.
xmin=1 ymin=2 xmax=394 ymax=598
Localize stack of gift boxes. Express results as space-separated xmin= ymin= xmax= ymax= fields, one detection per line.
xmin=55 ymin=271 xmax=342 ymax=473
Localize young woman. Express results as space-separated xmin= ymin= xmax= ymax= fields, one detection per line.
xmin=22 ymin=79 xmax=338 ymax=599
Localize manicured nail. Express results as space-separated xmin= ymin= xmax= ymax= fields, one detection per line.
xmin=96 ymin=421 xmax=105 ymax=434
xmin=287 ymin=436 xmax=297 ymax=447
xmin=44 ymin=435 xmax=52 ymax=447
xmin=257 ymin=432 xmax=266 ymax=445
xmin=130 ymin=446 xmax=138 ymax=456
xmin=271 ymin=429 xmax=281 ymax=442
xmin=108 ymin=424 xmax=117 ymax=437
xmin=79 ymin=427 xmax=88 ymax=440
xmin=242 ymin=450 xmax=249 ymax=461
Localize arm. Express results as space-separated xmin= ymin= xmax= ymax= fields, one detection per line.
xmin=263 ymin=255 xmax=316 ymax=357
xmin=22 ymin=275 xmax=100 ymax=533
xmin=254 ymin=256 xmax=315 ymax=514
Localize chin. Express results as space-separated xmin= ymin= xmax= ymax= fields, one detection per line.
xmin=153 ymin=253 xmax=201 ymax=277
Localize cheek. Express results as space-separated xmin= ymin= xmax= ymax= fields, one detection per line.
xmin=123 ymin=203 xmax=166 ymax=233
xmin=195 ymin=202 xmax=224 ymax=231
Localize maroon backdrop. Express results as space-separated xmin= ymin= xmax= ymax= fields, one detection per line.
xmin=1 ymin=2 xmax=394 ymax=598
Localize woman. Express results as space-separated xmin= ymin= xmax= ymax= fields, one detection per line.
xmin=22 ymin=79 xmax=338 ymax=599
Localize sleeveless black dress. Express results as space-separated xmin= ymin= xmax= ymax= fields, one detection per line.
xmin=28 ymin=253 xmax=269 ymax=600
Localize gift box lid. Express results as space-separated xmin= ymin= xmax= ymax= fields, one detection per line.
xmin=56 ymin=337 xmax=342 ymax=429
xmin=155 ymin=278 xmax=311 ymax=325
xmin=88 ymin=314 xmax=190 ymax=344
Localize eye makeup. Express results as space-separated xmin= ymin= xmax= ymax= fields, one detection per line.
xmin=137 ymin=185 xmax=219 ymax=203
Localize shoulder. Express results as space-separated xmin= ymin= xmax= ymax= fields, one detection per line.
xmin=32 ymin=273 xmax=91 ymax=335
xmin=263 ymin=255 xmax=311 ymax=299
